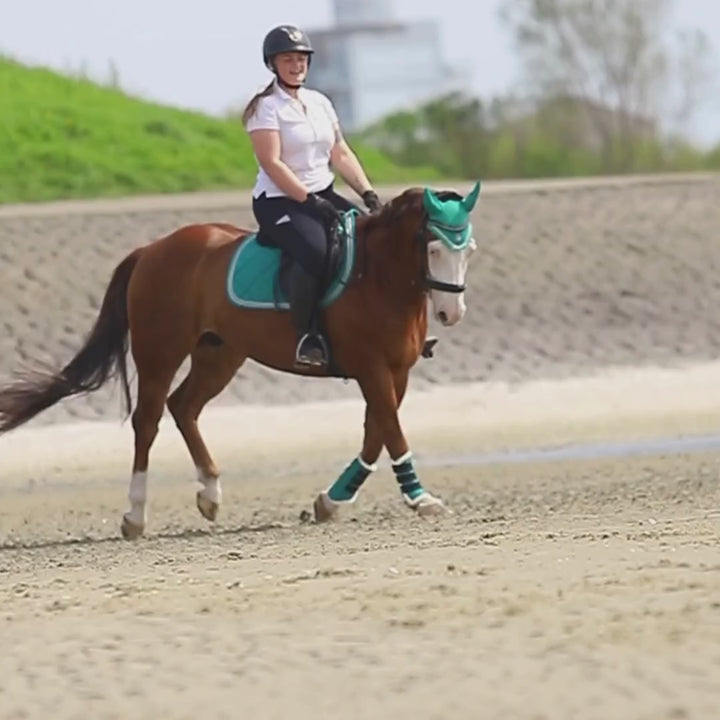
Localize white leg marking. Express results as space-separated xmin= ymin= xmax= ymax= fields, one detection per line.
xmin=197 ymin=468 xmax=221 ymax=504
xmin=126 ymin=471 xmax=148 ymax=527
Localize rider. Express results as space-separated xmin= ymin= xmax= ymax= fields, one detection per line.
xmin=242 ymin=24 xmax=382 ymax=370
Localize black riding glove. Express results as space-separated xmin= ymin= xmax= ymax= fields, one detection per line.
xmin=304 ymin=193 xmax=343 ymax=225
xmin=362 ymin=190 xmax=382 ymax=213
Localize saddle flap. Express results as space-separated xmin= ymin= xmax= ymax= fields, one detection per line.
xmin=226 ymin=211 xmax=358 ymax=311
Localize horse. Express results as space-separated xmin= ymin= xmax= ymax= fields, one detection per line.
xmin=0 ymin=181 xmax=481 ymax=539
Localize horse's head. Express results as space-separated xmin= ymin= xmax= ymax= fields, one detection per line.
xmin=420 ymin=182 xmax=480 ymax=326
xmin=358 ymin=181 xmax=480 ymax=326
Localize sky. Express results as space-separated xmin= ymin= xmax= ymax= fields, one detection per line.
xmin=1 ymin=0 xmax=719 ymax=146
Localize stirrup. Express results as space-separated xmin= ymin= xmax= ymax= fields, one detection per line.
xmin=295 ymin=333 xmax=329 ymax=368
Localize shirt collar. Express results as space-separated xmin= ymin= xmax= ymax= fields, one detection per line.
xmin=273 ymin=80 xmax=308 ymax=103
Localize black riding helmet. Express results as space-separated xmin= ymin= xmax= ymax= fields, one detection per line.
xmin=263 ymin=25 xmax=314 ymax=71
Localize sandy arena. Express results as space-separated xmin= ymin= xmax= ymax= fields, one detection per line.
xmin=1 ymin=174 xmax=719 ymax=719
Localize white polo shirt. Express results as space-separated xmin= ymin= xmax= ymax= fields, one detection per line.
xmin=245 ymin=82 xmax=339 ymax=198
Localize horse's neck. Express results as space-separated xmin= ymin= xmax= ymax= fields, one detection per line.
xmin=359 ymin=224 xmax=426 ymax=315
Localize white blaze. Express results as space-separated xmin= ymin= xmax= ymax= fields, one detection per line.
xmin=427 ymin=237 xmax=476 ymax=326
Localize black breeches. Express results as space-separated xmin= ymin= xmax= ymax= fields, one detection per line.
xmin=252 ymin=184 xmax=359 ymax=278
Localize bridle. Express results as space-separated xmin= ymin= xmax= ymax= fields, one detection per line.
xmin=345 ymin=200 xmax=469 ymax=295
xmin=417 ymin=213 xmax=467 ymax=294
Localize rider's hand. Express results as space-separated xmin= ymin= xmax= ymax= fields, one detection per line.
xmin=304 ymin=193 xmax=343 ymax=225
xmin=362 ymin=190 xmax=382 ymax=214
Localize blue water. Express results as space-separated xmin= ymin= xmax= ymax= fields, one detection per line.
xmin=418 ymin=433 xmax=720 ymax=468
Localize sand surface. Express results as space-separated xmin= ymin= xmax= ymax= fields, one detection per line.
xmin=1 ymin=175 xmax=720 ymax=719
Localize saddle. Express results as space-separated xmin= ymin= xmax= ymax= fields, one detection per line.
xmin=226 ymin=213 xmax=439 ymax=363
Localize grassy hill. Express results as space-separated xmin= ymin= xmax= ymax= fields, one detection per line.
xmin=0 ymin=57 xmax=438 ymax=204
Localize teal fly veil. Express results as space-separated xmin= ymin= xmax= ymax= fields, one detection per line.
xmin=422 ymin=181 xmax=481 ymax=250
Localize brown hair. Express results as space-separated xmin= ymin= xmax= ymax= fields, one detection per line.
xmin=241 ymin=80 xmax=275 ymax=125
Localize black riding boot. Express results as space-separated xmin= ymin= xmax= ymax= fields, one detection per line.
xmin=287 ymin=264 xmax=329 ymax=369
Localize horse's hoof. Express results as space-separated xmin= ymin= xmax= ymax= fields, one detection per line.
xmin=313 ymin=492 xmax=339 ymax=523
xmin=417 ymin=498 xmax=450 ymax=517
xmin=196 ymin=491 xmax=219 ymax=522
xmin=121 ymin=514 xmax=145 ymax=540
xmin=405 ymin=492 xmax=451 ymax=517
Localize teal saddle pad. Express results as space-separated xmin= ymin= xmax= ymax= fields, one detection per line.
xmin=226 ymin=211 xmax=358 ymax=310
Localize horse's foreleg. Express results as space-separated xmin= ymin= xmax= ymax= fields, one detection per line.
xmin=167 ymin=345 xmax=244 ymax=523
xmin=314 ymin=367 xmax=446 ymax=521
xmin=367 ymin=366 xmax=447 ymax=515
xmin=377 ymin=368 xmax=443 ymax=511
xmin=313 ymin=403 xmax=384 ymax=521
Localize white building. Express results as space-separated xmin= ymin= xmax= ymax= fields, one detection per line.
xmin=307 ymin=0 xmax=469 ymax=132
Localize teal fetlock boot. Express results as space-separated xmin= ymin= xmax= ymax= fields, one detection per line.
xmin=314 ymin=455 xmax=377 ymax=521
xmin=391 ymin=451 xmax=448 ymax=516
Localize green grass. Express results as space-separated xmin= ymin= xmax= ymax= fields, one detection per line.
xmin=0 ymin=56 xmax=439 ymax=204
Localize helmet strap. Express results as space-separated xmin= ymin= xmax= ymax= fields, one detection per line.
xmin=272 ymin=68 xmax=304 ymax=90
xmin=267 ymin=53 xmax=310 ymax=91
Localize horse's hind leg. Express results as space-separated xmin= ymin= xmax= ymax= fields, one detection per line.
xmin=122 ymin=360 xmax=182 ymax=540
xmin=166 ymin=340 xmax=244 ymax=522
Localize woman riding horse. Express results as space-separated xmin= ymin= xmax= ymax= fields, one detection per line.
xmin=0 ymin=180 xmax=480 ymax=538
xmin=0 ymin=23 xmax=481 ymax=539
xmin=242 ymin=24 xmax=382 ymax=370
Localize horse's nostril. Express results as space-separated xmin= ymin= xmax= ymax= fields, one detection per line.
xmin=438 ymin=311 xmax=448 ymax=324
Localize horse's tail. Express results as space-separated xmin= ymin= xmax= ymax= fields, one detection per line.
xmin=0 ymin=248 xmax=143 ymax=435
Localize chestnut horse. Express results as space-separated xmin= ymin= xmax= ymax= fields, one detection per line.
xmin=0 ymin=182 xmax=480 ymax=539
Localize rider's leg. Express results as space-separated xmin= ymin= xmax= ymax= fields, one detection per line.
xmin=282 ymin=211 xmax=331 ymax=368
xmin=284 ymin=262 xmax=328 ymax=367
xmin=252 ymin=195 xmax=331 ymax=368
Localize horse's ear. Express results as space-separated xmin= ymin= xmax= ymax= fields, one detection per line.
xmin=423 ymin=187 xmax=443 ymax=216
xmin=462 ymin=181 xmax=481 ymax=212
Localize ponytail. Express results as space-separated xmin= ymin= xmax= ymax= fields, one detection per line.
xmin=242 ymin=80 xmax=275 ymax=125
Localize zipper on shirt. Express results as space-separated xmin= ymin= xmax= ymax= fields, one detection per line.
xmin=294 ymin=97 xmax=318 ymax=143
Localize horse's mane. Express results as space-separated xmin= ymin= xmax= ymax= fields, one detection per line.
xmin=359 ymin=187 xmax=465 ymax=234
xmin=352 ymin=186 xmax=465 ymax=287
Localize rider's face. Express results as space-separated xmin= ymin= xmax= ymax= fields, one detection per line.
xmin=273 ymin=52 xmax=309 ymax=85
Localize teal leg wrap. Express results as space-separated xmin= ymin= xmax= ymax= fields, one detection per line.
xmin=392 ymin=452 xmax=424 ymax=501
xmin=327 ymin=456 xmax=376 ymax=502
